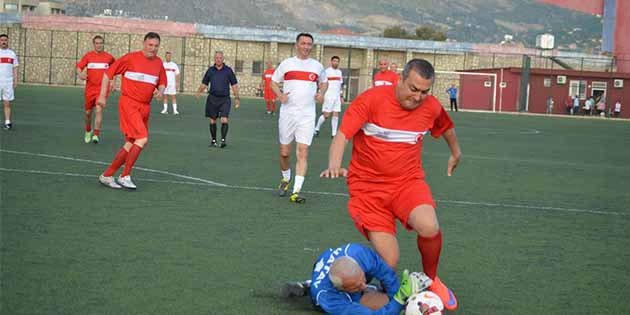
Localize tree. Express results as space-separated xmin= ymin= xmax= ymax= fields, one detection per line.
xmin=415 ymin=26 xmax=447 ymax=41
xmin=383 ymin=25 xmax=411 ymax=39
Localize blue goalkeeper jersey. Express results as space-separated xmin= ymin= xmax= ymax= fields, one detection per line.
xmin=310 ymin=243 xmax=404 ymax=315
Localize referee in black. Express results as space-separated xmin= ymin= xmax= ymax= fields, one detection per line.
xmin=195 ymin=51 xmax=240 ymax=148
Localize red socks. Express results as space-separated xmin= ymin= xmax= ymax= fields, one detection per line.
xmin=94 ymin=129 xmax=100 ymax=136
xmin=85 ymin=114 xmax=91 ymax=132
xmin=417 ymin=230 xmax=443 ymax=280
xmin=103 ymin=148 xmax=128 ymax=177
xmin=121 ymin=144 xmax=143 ymax=177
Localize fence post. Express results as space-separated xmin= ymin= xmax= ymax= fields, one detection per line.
xmin=49 ymin=30 xmax=53 ymax=85
xmin=74 ymin=31 xmax=79 ymax=86
xmin=180 ymin=36 xmax=186 ymax=92
xmin=22 ymin=27 xmax=26 ymax=83
xmin=345 ymin=46 xmax=352 ymax=101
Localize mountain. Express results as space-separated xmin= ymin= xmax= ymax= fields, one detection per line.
xmin=63 ymin=0 xmax=602 ymax=51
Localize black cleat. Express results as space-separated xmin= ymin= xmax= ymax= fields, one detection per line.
xmin=314 ymin=130 xmax=319 ymax=137
xmin=209 ymin=140 xmax=218 ymax=147
xmin=3 ymin=123 xmax=12 ymax=130
xmin=220 ymin=139 xmax=227 ymax=148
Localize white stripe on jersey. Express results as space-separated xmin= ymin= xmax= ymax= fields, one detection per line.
xmin=87 ymin=63 xmax=110 ymax=69
xmin=374 ymin=80 xmax=393 ymax=86
xmin=124 ymin=71 xmax=158 ymax=85
xmin=362 ymin=123 xmax=427 ymax=144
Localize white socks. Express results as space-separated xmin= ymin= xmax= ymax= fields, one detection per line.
xmin=293 ymin=175 xmax=305 ymax=193
xmin=4 ymin=120 xmax=10 ymax=124
xmin=282 ymin=169 xmax=291 ymax=181
xmin=315 ymin=115 xmax=326 ymax=131
xmin=173 ymin=103 xmax=178 ymax=112
xmin=163 ymin=103 xmax=168 ymax=111
xmin=331 ymin=116 xmax=339 ymax=136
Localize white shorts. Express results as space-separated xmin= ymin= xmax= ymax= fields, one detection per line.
xmin=322 ymin=95 xmax=341 ymax=113
xmin=0 ymin=83 xmax=14 ymax=101
xmin=164 ymin=85 xmax=177 ymax=95
xmin=279 ymin=113 xmax=315 ymax=146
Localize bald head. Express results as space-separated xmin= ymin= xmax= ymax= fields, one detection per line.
xmin=378 ymin=58 xmax=389 ymax=72
xmin=329 ymin=257 xmax=367 ymax=293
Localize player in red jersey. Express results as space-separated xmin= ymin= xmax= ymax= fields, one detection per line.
xmin=321 ymin=59 xmax=462 ymax=311
xmin=373 ymin=57 xmax=399 ymax=87
xmin=261 ymin=60 xmax=276 ymax=114
xmin=97 ymin=32 xmax=167 ymax=190
xmin=76 ymin=35 xmax=115 ymax=144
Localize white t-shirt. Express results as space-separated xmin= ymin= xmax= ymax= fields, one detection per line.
xmin=615 ymin=102 xmax=621 ymax=112
xmin=324 ymin=67 xmax=343 ymax=99
xmin=163 ymin=61 xmax=180 ymax=87
xmin=0 ymin=48 xmax=18 ymax=85
xmin=272 ymin=56 xmax=327 ymax=118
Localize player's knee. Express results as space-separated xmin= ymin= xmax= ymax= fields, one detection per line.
xmin=134 ymin=138 xmax=148 ymax=147
xmin=383 ymin=253 xmax=399 ymax=269
xmin=296 ymin=146 xmax=309 ymax=160
xmin=95 ymin=106 xmax=103 ymax=113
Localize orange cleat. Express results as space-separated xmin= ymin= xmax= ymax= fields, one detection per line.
xmin=429 ymin=276 xmax=458 ymax=311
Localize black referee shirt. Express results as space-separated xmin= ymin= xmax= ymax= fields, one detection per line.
xmin=202 ymin=64 xmax=238 ymax=97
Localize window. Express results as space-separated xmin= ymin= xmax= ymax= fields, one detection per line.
xmin=235 ymin=60 xmax=244 ymax=73
xmin=4 ymin=4 xmax=18 ymax=11
xmin=569 ymin=80 xmax=587 ymax=99
xmin=543 ymin=78 xmax=552 ymax=87
xmin=252 ymin=61 xmax=263 ymax=75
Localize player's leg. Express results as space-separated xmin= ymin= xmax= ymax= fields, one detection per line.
xmin=161 ymin=91 xmax=169 ymax=114
xmin=171 ymin=95 xmax=178 ymax=115
xmin=314 ymin=111 xmax=330 ymax=136
xmin=290 ymin=118 xmax=315 ymax=203
xmin=330 ymin=99 xmax=341 ymax=138
xmin=265 ymin=99 xmax=272 ymax=114
xmin=271 ymin=98 xmax=276 ymax=114
xmin=117 ymin=104 xmax=150 ymax=189
xmin=2 ymin=86 xmax=13 ymax=129
xmin=84 ymin=108 xmax=93 ymax=142
xmin=92 ymin=105 xmax=103 ymax=143
xmin=206 ymin=96 xmax=219 ymax=146
xmin=359 ymin=289 xmax=390 ymax=310
xmin=454 ymin=98 xmax=458 ymax=111
xmin=2 ymin=99 xmax=10 ymax=130
xmin=367 ymin=231 xmax=400 ymax=269
xmin=100 ymin=140 xmax=128 ymax=189
xmin=219 ymin=98 xmax=231 ymax=147
xmin=396 ymin=181 xmax=457 ymax=310
xmin=278 ymin=143 xmax=292 ymax=196
xmin=278 ymin=114 xmax=296 ymax=196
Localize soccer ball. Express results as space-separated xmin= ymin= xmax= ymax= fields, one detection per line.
xmin=405 ymin=291 xmax=444 ymax=315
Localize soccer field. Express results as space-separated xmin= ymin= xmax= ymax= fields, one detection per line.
xmin=1 ymin=85 xmax=629 ymax=314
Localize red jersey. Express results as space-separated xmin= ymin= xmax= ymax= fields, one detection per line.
xmin=373 ymin=70 xmax=399 ymax=87
xmin=76 ymin=51 xmax=115 ymax=89
xmin=340 ymin=86 xmax=453 ymax=182
xmin=106 ymin=51 xmax=167 ymax=104
xmin=263 ymin=68 xmax=275 ymax=99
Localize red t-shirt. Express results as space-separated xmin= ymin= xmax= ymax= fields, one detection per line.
xmin=373 ymin=70 xmax=399 ymax=87
xmin=76 ymin=51 xmax=116 ymax=90
xmin=263 ymin=68 xmax=275 ymax=97
xmin=106 ymin=51 xmax=167 ymax=104
xmin=340 ymin=86 xmax=454 ymax=182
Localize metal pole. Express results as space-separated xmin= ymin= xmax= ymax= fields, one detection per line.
xmin=49 ymin=30 xmax=53 ymax=84
xmin=346 ymin=46 xmax=352 ymax=101
xmin=180 ymin=36 xmax=186 ymax=92
xmin=74 ymin=31 xmax=79 ymax=86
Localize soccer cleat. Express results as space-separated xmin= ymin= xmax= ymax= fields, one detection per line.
xmin=99 ymin=174 xmax=122 ymax=189
xmin=84 ymin=131 xmax=92 ymax=143
xmin=3 ymin=123 xmax=12 ymax=130
xmin=281 ymin=280 xmax=311 ymax=298
xmin=160 ymin=109 xmax=168 ymax=114
xmin=117 ymin=175 xmax=137 ymax=190
xmin=173 ymin=110 xmax=179 ymax=115
xmin=209 ymin=140 xmax=218 ymax=148
xmin=91 ymin=134 xmax=100 ymax=144
xmin=428 ymin=276 xmax=458 ymax=311
xmin=314 ymin=130 xmax=320 ymax=137
xmin=278 ymin=179 xmax=290 ymax=197
xmin=290 ymin=192 xmax=306 ymax=204
xmin=266 ymin=111 xmax=271 ymax=115
xmin=220 ymin=139 xmax=227 ymax=148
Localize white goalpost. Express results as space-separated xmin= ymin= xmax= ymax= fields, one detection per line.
xmin=435 ymin=70 xmax=498 ymax=112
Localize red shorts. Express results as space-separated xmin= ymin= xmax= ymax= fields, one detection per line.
xmin=347 ymin=178 xmax=436 ymax=240
xmin=84 ymin=87 xmax=109 ymax=111
xmin=118 ymin=95 xmax=150 ymax=142
xmin=264 ymin=88 xmax=276 ymax=101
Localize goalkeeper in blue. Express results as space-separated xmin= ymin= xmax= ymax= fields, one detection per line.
xmin=283 ymin=243 xmax=431 ymax=314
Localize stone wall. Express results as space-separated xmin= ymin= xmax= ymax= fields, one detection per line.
xmin=3 ymin=25 xmax=616 ymax=101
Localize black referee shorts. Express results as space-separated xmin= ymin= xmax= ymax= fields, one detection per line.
xmin=205 ymin=94 xmax=231 ymax=119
